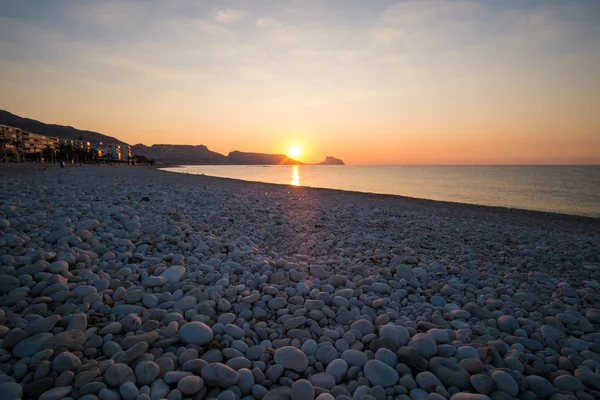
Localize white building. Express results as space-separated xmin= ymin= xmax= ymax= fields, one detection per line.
xmin=94 ymin=142 xmax=131 ymax=161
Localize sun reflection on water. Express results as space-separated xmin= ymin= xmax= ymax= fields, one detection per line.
xmin=290 ymin=165 xmax=300 ymax=186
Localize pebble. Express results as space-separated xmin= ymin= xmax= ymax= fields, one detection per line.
xmin=179 ymin=322 xmax=214 ymax=345
xmin=291 ymin=379 xmax=314 ymax=400
xmin=274 ymin=346 xmax=309 ymax=372
xmin=363 ymin=359 xmax=399 ymax=387
xmin=0 ymin=165 xmax=598 ymax=400
xmin=525 ymin=375 xmax=554 ymax=398
xmin=135 ymin=361 xmax=160 ymax=385
xmin=201 ymin=363 xmax=239 ymax=388
xmin=38 ymin=386 xmax=73 ymax=400
xmin=12 ymin=333 xmax=53 ymax=358
xmin=0 ymin=382 xmax=23 ymax=399
xmin=104 ymin=363 xmax=135 ymax=387
xmin=429 ymin=357 xmax=471 ymax=390
xmin=177 ymin=375 xmax=204 ymax=395
xmin=491 ymin=370 xmax=518 ymax=397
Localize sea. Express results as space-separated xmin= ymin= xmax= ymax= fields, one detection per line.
xmin=161 ymin=165 xmax=600 ymax=218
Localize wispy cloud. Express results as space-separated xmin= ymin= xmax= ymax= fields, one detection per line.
xmin=0 ymin=0 xmax=598 ymax=163
xmin=213 ymin=8 xmax=249 ymax=23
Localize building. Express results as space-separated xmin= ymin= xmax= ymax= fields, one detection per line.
xmin=95 ymin=143 xmax=120 ymax=161
xmin=22 ymin=131 xmax=58 ymax=154
xmin=0 ymin=125 xmax=20 ymax=161
xmin=0 ymin=123 xmax=131 ymax=163
xmin=94 ymin=142 xmax=131 ymax=162
xmin=122 ymin=144 xmax=132 ymax=161
xmin=59 ymin=138 xmax=91 ymax=152
xmin=1 ymin=125 xmax=59 ymax=162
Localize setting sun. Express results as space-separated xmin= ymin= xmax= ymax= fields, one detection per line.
xmin=288 ymin=145 xmax=302 ymax=160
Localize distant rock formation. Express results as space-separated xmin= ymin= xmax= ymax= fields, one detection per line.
xmin=131 ymin=144 xmax=226 ymax=165
xmin=131 ymin=145 xmax=345 ymax=166
xmin=0 ymin=109 xmax=126 ymax=145
xmin=226 ymin=151 xmax=300 ymax=165
xmin=314 ymin=156 xmax=345 ymax=165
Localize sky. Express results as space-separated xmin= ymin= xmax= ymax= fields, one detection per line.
xmin=0 ymin=0 xmax=599 ymax=164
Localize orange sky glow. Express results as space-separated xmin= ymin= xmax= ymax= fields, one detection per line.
xmin=0 ymin=1 xmax=599 ymax=164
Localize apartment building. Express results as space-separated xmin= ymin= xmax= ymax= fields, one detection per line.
xmin=22 ymin=131 xmax=59 ymax=154
xmin=96 ymin=143 xmax=132 ymax=161
xmin=0 ymin=125 xmax=20 ymax=161
xmin=1 ymin=125 xmax=59 ymax=161
xmin=59 ymin=138 xmax=91 ymax=152
xmin=0 ymin=123 xmax=132 ymax=163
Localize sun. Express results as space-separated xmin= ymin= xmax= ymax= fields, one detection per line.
xmin=288 ymin=145 xmax=302 ymax=159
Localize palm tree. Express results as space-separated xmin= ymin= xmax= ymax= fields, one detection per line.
xmin=42 ymin=145 xmax=54 ymax=163
xmin=56 ymin=143 xmax=74 ymax=163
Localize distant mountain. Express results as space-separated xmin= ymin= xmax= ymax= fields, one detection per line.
xmin=226 ymin=151 xmax=300 ymax=165
xmin=0 ymin=109 xmax=126 ymax=145
xmin=131 ymin=144 xmax=226 ymax=164
xmin=131 ymin=144 xmax=345 ymax=165
xmin=314 ymin=156 xmax=345 ymax=165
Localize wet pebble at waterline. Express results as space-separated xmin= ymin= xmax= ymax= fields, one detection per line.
xmin=0 ymin=165 xmax=599 ymax=400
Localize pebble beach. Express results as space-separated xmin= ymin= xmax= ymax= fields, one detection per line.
xmin=1 ymin=164 xmax=599 ymax=400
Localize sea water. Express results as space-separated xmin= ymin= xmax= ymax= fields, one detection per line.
xmin=162 ymin=165 xmax=600 ymax=217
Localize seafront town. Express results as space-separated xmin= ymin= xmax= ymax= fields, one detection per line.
xmin=0 ymin=124 xmax=132 ymax=164
xmin=0 ymin=165 xmax=598 ymax=400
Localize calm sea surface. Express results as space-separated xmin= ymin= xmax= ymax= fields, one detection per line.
xmin=162 ymin=165 xmax=600 ymax=217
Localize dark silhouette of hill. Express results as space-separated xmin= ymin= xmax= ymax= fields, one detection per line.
xmin=226 ymin=151 xmax=301 ymax=165
xmin=132 ymin=145 xmax=345 ymax=165
xmin=315 ymin=156 xmax=345 ymax=165
xmin=131 ymin=144 xmax=226 ymax=164
xmin=0 ymin=109 xmax=126 ymax=144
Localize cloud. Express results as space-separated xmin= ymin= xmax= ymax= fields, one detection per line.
xmin=256 ymin=17 xmax=282 ymax=30
xmin=213 ymin=8 xmax=248 ymax=23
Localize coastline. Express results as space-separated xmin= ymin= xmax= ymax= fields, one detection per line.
xmin=1 ymin=164 xmax=599 ymax=399
xmin=157 ymin=167 xmax=600 ymax=226
xmin=158 ymin=165 xmax=600 ymax=220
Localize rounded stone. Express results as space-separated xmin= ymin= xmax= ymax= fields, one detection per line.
xmin=497 ymin=315 xmax=519 ymax=334
xmin=38 ymin=386 xmax=73 ymax=400
xmin=160 ymin=265 xmax=186 ymax=283
xmin=201 ymin=363 xmax=239 ymax=388
xmin=314 ymin=346 xmax=339 ymax=364
xmin=308 ymin=372 xmax=336 ymax=389
xmin=492 ymin=370 xmax=518 ymax=397
xmin=52 ymin=351 xmax=82 ymax=374
xmin=470 ymin=374 xmax=494 ymax=395
xmin=363 ymin=359 xmax=399 ymax=387
xmin=455 ymin=346 xmax=479 ymax=361
xmin=350 ymin=319 xmax=374 ymax=336
xmin=274 ymin=346 xmax=309 ymax=372
xmin=119 ymin=381 xmax=139 ymax=400
xmin=525 ymin=375 xmax=554 ymax=398
xmin=552 ymin=375 xmax=583 ymax=392
xmin=135 ymin=361 xmax=160 ymax=386
xmin=291 ymin=379 xmax=314 ymax=400
xmin=341 ymin=349 xmax=368 ymax=367
xmin=179 ymin=322 xmax=214 ymax=346
xmin=0 ymin=382 xmax=23 ymax=400
xmin=13 ymin=333 xmax=53 ymax=358
xmin=429 ymin=357 xmax=471 ymax=390
xmin=416 ymin=371 xmax=443 ymax=392
xmin=325 ymin=359 xmax=348 ymax=383
xmin=177 ymin=375 xmax=204 ymax=395
xmin=104 ymin=363 xmax=135 ymax=387
xmin=408 ymin=333 xmax=437 ymax=359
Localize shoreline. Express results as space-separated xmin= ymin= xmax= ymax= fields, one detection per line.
xmin=158 ymin=166 xmax=600 ymax=221
xmin=157 ymin=168 xmax=600 ymax=227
